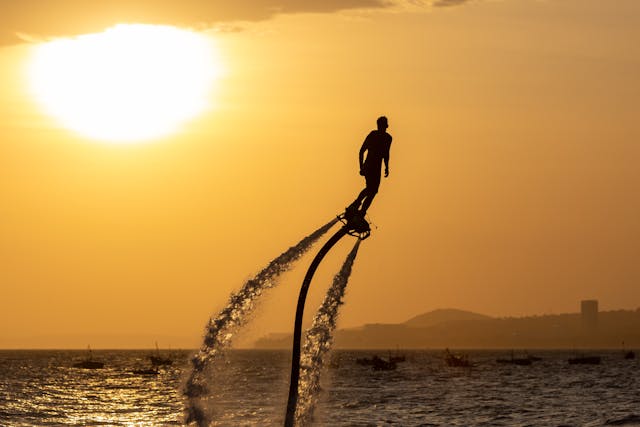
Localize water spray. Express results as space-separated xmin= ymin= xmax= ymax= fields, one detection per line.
xmin=184 ymin=218 xmax=338 ymax=426
xmin=284 ymin=212 xmax=370 ymax=427
xmin=295 ymin=240 xmax=361 ymax=425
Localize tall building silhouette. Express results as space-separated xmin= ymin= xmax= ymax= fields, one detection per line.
xmin=581 ymin=300 xmax=598 ymax=332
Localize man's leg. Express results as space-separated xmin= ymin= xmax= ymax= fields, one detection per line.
xmin=347 ymin=170 xmax=371 ymax=213
xmin=360 ymin=173 xmax=380 ymax=214
xmin=349 ymin=188 xmax=368 ymax=212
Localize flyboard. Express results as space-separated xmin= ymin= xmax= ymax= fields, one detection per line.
xmin=338 ymin=205 xmax=371 ymax=240
xmin=284 ymin=208 xmax=370 ymax=427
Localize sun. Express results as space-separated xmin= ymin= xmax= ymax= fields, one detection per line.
xmin=27 ymin=24 xmax=222 ymax=143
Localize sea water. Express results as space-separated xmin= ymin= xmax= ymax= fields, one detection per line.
xmin=1 ymin=349 xmax=639 ymax=426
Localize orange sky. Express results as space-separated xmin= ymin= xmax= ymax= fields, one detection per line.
xmin=1 ymin=0 xmax=639 ymax=348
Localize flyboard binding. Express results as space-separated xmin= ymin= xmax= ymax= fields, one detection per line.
xmin=338 ymin=205 xmax=371 ymax=240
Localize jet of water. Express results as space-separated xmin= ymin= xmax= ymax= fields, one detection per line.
xmin=183 ymin=218 xmax=338 ymax=426
xmin=295 ymin=240 xmax=361 ymax=426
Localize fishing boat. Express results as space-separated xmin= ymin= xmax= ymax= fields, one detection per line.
xmin=444 ymin=348 xmax=471 ymax=367
xmin=568 ymin=355 xmax=601 ymax=365
xmin=148 ymin=342 xmax=173 ymax=367
xmin=389 ymin=354 xmax=406 ymax=364
xmin=496 ymin=351 xmax=532 ymax=366
xmin=356 ymin=355 xmax=397 ymax=371
xmin=73 ymin=346 xmax=104 ymax=369
xmin=388 ymin=347 xmax=406 ymax=364
xmin=356 ymin=355 xmax=375 ymax=366
xmin=131 ymin=367 xmax=159 ymax=375
xmin=497 ymin=357 xmax=532 ymax=366
xmin=371 ymin=355 xmax=397 ymax=371
xmin=622 ymin=342 xmax=635 ymax=359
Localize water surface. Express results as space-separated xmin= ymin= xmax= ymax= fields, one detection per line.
xmin=1 ymin=349 xmax=639 ymax=426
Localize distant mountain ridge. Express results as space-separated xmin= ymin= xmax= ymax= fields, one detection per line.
xmin=254 ymin=308 xmax=640 ymax=349
xmin=403 ymin=308 xmax=492 ymax=328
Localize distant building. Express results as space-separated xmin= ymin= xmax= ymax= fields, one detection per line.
xmin=581 ymin=300 xmax=598 ymax=332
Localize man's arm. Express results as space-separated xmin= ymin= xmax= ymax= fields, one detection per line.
xmin=358 ymin=137 xmax=369 ymax=175
xmin=383 ymin=138 xmax=391 ymax=177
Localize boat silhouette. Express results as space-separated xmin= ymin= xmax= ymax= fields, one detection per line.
xmin=496 ymin=351 xmax=533 ymax=366
xmin=622 ymin=341 xmax=635 ymax=359
xmin=356 ymin=354 xmax=397 ymax=371
xmin=73 ymin=346 xmax=104 ymax=369
xmin=444 ymin=348 xmax=471 ymax=367
xmin=148 ymin=342 xmax=173 ymax=366
xmin=131 ymin=367 xmax=159 ymax=375
xmin=568 ymin=355 xmax=601 ymax=365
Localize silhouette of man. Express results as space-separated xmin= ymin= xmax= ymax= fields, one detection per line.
xmin=347 ymin=116 xmax=392 ymax=216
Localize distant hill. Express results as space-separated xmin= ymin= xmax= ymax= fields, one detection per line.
xmin=254 ymin=308 xmax=640 ymax=349
xmin=403 ymin=308 xmax=492 ymax=328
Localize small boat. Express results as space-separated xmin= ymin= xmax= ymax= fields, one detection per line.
xmin=497 ymin=357 xmax=532 ymax=366
xmin=622 ymin=342 xmax=635 ymax=359
xmin=389 ymin=355 xmax=406 ymax=364
xmin=74 ymin=360 xmax=104 ymax=369
xmin=356 ymin=356 xmax=375 ymax=366
xmin=388 ymin=347 xmax=406 ymax=364
xmin=496 ymin=351 xmax=532 ymax=366
xmin=568 ymin=355 xmax=601 ymax=365
xmin=131 ymin=367 xmax=159 ymax=375
xmin=371 ymin=355 xmax=397 ymax=371
xmin=444 ymin=348 xmax=471 ymax=367
xmin=149 ymin=342 xmax=173 ymax=367
xmin=356 ymin=355 xmax=397 ymax=371
xmin=73 ymin=346 xmax=104 ymax=369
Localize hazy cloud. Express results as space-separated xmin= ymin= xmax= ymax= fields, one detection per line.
xmin=396 ymin=0 xmax=474 ymax=7
xmin=0 ymin=0 xmax=392 ymax=46
xmin=1 ymin=0 xmax=479 ymax=47
xmin=432 ymin=0 xmax=473 ymax=7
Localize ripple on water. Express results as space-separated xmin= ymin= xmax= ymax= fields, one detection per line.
xmin=2 ymin=349 xmax=640 ymax=426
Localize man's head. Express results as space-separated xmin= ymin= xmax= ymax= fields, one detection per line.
xmin=376 ymin=116 xmax=388 ymax=131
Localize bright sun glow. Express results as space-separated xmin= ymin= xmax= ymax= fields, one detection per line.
xmin=27 ymin=24 xmax=222 ymax=143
